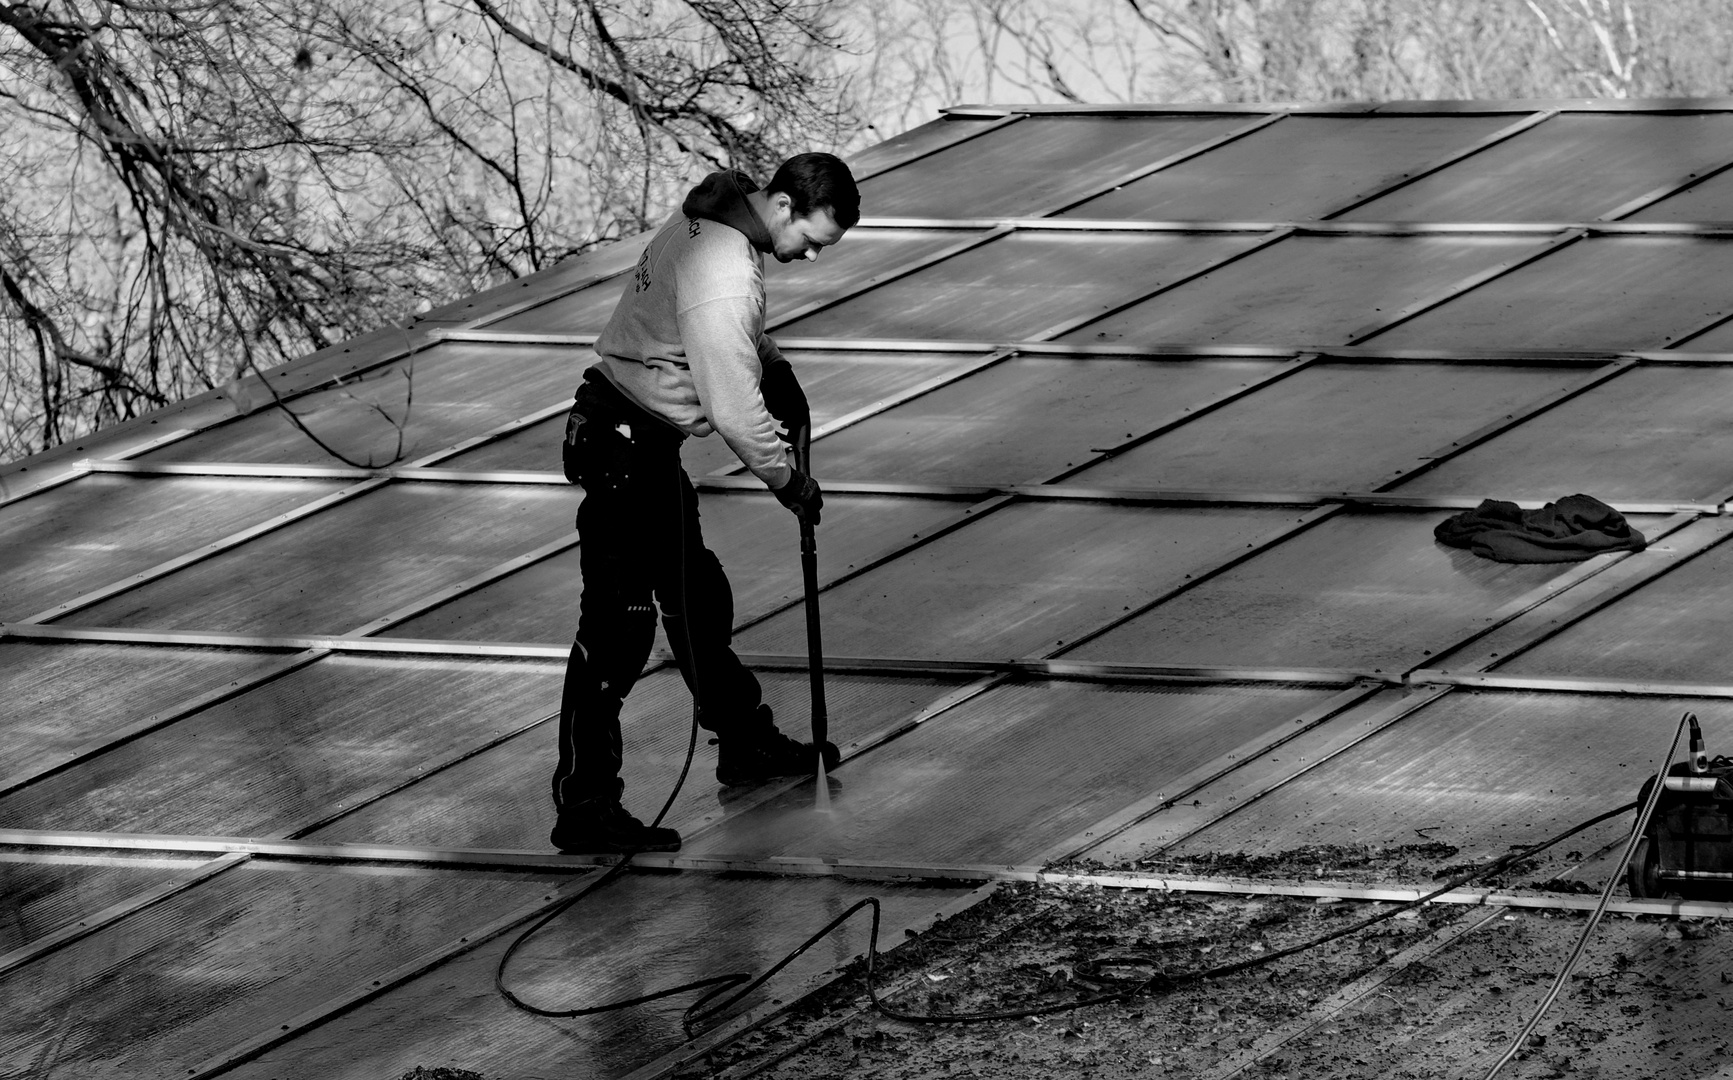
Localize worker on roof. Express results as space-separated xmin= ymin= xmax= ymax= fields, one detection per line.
xmin=550 ymin=152 xmax=859 ymax=854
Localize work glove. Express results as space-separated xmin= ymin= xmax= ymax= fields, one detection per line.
xmin=773 ymin=466 xmax=823 ymax=526
xmin=760 ymin=359 xmax=809 ymax=447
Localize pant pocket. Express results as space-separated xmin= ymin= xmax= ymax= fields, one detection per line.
xmin=560 ymin=406 xmax=587 ymax=483
xmin=565 ymin=408 xmax=636 ymax=491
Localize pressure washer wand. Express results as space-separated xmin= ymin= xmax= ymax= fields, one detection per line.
xmin=794 ymin=425 xmax=830 ymax=807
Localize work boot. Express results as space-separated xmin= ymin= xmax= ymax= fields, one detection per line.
xmin=715 ymin=705 xmax=840 ymax=786
xmin=550 ymin=797 xmax=681 ymax=854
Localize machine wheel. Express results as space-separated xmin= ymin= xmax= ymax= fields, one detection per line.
xmin=1626 ymin=835 xmax=1661 ymax=898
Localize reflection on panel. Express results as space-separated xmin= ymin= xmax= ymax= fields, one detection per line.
xmin=850 ymin=115 xmax=1002 ymax=177
xmin=1067 ymin=510 xmax=1590 ymax=672
xmin=1338 ymin=113 xmax=1733 ymax=222
xmin=423 ymin=233 xmax=649 ymax=324
xmin=1498 ymin=527 xmax=1733 ymax=683
xmin=217 ymin=875 xmax=963 ymax=1080
xmin=1392 ymin=365 xmax=1733 ymax=501
xmin=1063 ymin=114 xmax=1515 ymax=221
xmin=0 ymin=655 xmax=562 ymax=836
xmin=686 ymin=681 xmax=1334 ymax=864
xmin=1678 ymin=315 xmax=1733 ymax=352
xmin=309 ymin=669 xmax=973 ymax=850
xmin=1628 ymin=167 xmax=1733 ymax=223
xmin=1 ymin=641 xmax=293 ymax=782
xmin=63 ymin=482 xmax=576 ymax=634
xmin=145 ymin=342 xmax=590 ymax=465
xmin=383 ymin=492 xmax=975 ymax=644
xmin=764 ymin=229 xmax=988 ymax=322
xmin=777 ymin=231 xmax=1273 ymax=341
xmin=432 ymin=411 xmax=567 ymax=474
xmin=438 ymin=349 xmax=998 ymax=476
xmin=1365 ymin=236 xmax=1733 ymax=351
xmin=810 ymin=356 xmax=1285 ymax=484
xmin=1059 ymin=235 xmax=1550 ymax=347
xmin=858 ymin=114 xmax=1253 ymax=217
xmin=1166 ymin=690 xmax=1727 ymax=859
xmin=0 ymin=849 xmax=210 ymax=952
xmin=737 ymin=502 xmax=1288 ymax=660
xmin=0 ymin=475 xmax=344 ymax=621
xmin=1067 ymin=362 xmax=1583 ymax=492
xmin=0 ymin=859 xmax=561 ymax=1078
xmin=490 ymin=230 xmax=984 ymax=335
xmin=467 ymin=274 xmax=627 ymax=335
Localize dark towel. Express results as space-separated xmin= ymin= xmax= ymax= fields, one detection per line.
xmin=1433 ymin=494 xmax=1646 ymax=563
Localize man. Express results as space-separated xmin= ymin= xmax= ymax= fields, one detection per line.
xmin=551 ymin=152 xmax=860 ymax=854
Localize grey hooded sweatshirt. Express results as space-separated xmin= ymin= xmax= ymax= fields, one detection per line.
xmin=590 ymin=170 xmax=792 ymax=489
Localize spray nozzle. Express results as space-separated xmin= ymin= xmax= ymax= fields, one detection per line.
xmin=1688 ymin=712 xmax=1709 ymax=774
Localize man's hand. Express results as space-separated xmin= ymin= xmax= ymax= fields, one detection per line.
xmin=774 ymin=467 xmax=823 ymax=526
xmin=760 ymin=360 xmax=809 ymax=446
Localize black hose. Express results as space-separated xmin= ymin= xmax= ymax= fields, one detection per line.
xmin=497 ymin=422 xmax=1653 ymax=1031
xmin=863 ymin=799 xmax=1640 ymax=1025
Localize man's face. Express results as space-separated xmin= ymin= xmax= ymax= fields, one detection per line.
xmin=767 ymin=195 xmax=846 ymax=264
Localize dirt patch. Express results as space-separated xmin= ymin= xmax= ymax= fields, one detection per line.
xmin=672 ymin=845 xmax=1733 ymax=1080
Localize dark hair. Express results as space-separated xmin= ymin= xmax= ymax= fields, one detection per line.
xmin=767 ymin=152 xmax=860 ymax=230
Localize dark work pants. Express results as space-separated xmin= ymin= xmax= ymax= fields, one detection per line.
xmin=552 ymin=373 xmax=763 ymax=812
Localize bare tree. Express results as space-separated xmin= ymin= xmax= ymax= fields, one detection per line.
xmin=838 ymin=0 xmax=1733 ymax=116
xmin=0 ymin=0 xmax=855 ymax=464
xmin=9 ymin=0 xmax=1733 ymax=466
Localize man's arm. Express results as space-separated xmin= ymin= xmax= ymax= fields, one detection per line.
xmin=757 ymin=333 xmax=809 ymax=447
xmin=679 ymin=296 xmax=792 ymax=489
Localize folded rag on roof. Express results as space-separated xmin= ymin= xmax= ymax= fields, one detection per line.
xmin=1433 ymin=493 xmax=1646 ymax=563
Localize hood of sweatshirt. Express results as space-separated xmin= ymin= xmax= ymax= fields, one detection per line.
xmin=681 ymin=170 xmax=774 ymax=254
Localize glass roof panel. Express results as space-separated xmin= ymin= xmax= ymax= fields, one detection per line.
xmin=62 ymin=482 xmax=575 ymax=634
xmin=143 ymin=341 xmax=588 ymax=466
xmin=440 ymin=349 xmax=999 ymax=476
xmin=1066 ymin=510 xmax=1607 ymax=672
xmin=1167 ymin=690 xmax=1729 ymax=859
xmin=682 ymin=681 xmax=1337 ymax=864
xmin=1677 ymin=316 xmax=1733 ymax=352
xmin=0 ymin=654 xmax=563 ymax=835
xmin=1392 ymin=365 xmax=1733 ymax=502
xmin=1337 ymin=113 xmax=1733 ymax=222
xmin=1057 ymin=234 xmax=1552 ymax=347
xmin=485 ymin=229 xmax=983 ymax=335
xmin=308 ymin=669 xmax=974 ymax=849
xmin=2 ymin=641 xmax=292 ymax=783
xmin=383 ymin=492 xmax=975 ymax=644
xmin=1497 ymin=525 xmax=1733 ymax=682
xmin=775 ymin=231 xmax=1273 ymax=341
xmin=736 ymin=502 xmax=1289 ymax=660
xmin=1062 ymin=114 xmax=1517 ymax=221
xmin=858 ymin=114 xmax=1253 ymax=217
xmin=1364 ymin=236 xmax=1733 ymax=351
xmin=0 ymin=858 xmax=564 ymax=1078
xmin=811 ymin=356 xmax=1286 ymax=484
xmin=764 ymin=228 xmax=989 ymax=322
xmin=1066 ymin=361 xmax=1586 ymax=492
xmin=0 ymin=849 xmax=211 ymax=953
xmin=1626 ymin=167 xmax=1733 ymax=222
xmin=472 ymin=273 xmax=626 ymax=335
xmin=212 ymin=873 xmax=959 ymax=1080
xmin=850 ymin=114 xmax=1002 ymax=177
xmin=0 ymin=475 xmax=344 ymax=621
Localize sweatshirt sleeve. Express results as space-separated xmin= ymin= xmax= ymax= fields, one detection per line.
xmin=672 ymin=223 xmax=792 ymax=488
xmin=676 ymin=294 xmax=792 ymax=489
xmin=757 ymin=331 xmax=787 ymax=371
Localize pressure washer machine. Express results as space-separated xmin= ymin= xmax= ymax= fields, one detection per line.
xmin=1627 ymin=714 xmax=1733 ymax=900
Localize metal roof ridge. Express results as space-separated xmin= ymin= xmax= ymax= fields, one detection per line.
xmin=941 ymin=97 xmax=1733 ymax=115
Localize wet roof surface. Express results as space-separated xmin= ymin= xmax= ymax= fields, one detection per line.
xmin=6 ymin=100 xmax=1733 ymax=1078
